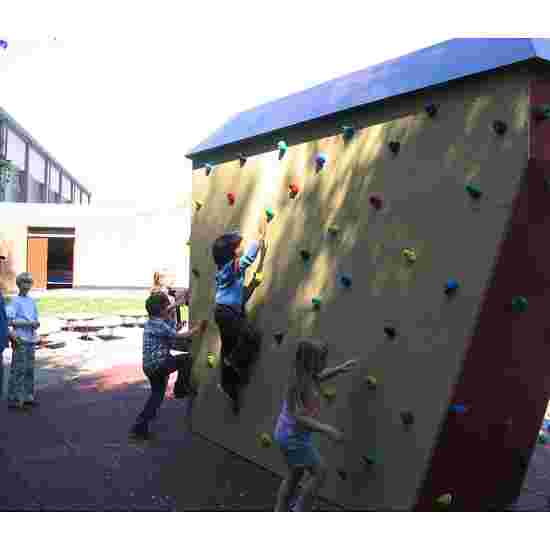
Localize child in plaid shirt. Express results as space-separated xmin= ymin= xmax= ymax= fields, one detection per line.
xmin=130 ymin=292 xmax=207 ymax=440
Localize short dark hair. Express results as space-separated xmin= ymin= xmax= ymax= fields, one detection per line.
xmin=212 ymin=232 xmax=242 ymax=268
xmin=146 ymin=293 xmax=170 ymax=317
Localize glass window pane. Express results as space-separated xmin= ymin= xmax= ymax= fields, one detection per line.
xmin=6 ymin=129 xmax=26 ymax=170
xmin=29 ymin=147 xmax=45 ymax=182
xmin=62 ymin=175 xmax=71 ymax=202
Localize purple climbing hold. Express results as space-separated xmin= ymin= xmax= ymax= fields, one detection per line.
xmin=0 ymin=40 xmax=7 ymax=49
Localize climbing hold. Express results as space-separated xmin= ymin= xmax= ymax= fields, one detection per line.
xmin=328 ymin=225 xmax=340 ymax=236
xmin=450 ymin=404 xmax=467 ymax=414
xmin=289 ymin=182 xmax=300 ymax=198
xmin=273 ymin=331 xmax=286 ymax=346
xmin=315 ymin=153 xmax=327 ymax=171
xmin=465 ymin=184 xmax=483 ymax=199
xmin=511 ymin=296 xmax=528 ymax=313
xmin=227 ymin=192 xmax=236 ymax=205
xmin=444 ymin=279 xmax=459 ymax=295
xmin=368 ymin=194 xmax=384 ymax=210
xmin=265 ymin=208 xmax=275 ymax=222
xmin=436 ymin=494 xmax=453 ymax=508
xmin=238 ymin=153 xmax=247 ymax=166
xmin=365 ymin=375 xmax=377 ymax=388
xmin=192 ymin=268 xmax=200 ymax=278
xmin=253 ymin=272 xmax=263 ymax=284
xmin=204 ymin=163 xmax=213 ymax=176
xmin=425 ymin=103 xmax=438 ymax=117
xmin=492 ymin=120 xmax=507 ymax=135
xmin=342 ymin=125 xmax=355 ymax=141
xmin=300 ymin=250 xmax=311 ymax=262
xmin=207 ymin=353 xmax=216 ymax=368
xmin=402 ymin=248 xmax=417 ymax=263
xmin=533 ymin=104 xmax=550 ymax=121
xmin=312 ymin=297 xmax=322 ymax=310
xmin=336 ymin=469 xmax=348 ymax=481
xmin=321 ymin=386 xmax=337 ymax=400
xmin=537 ymin=432 xmax=549 ymax=445
xmin=277 ymin=140 xmax=288 ymax=159
xmin=340 ymin=274 xmax=353 ymax=289
xmin=388 ymin=141 xmax=400 ymax=155
xmin=194 ymin=200 xmax=203 ymax=211
xmin=362 ymin=454 xmax=377 ymax=467
xmin=0 ymin=40 xmax=7 ymax=49
xmin=186 ymin=240 xmax=191 ymax=247
xmin=401 ymin=411 xmax=415 ymax=426
xmin=259 ymin=433 xmax=273 ymax=448
xmin=384 ymin=326 xmax=397 ymax=339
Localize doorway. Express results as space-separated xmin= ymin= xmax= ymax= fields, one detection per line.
xmin=27 ymin=227 xmax=75 ymax=290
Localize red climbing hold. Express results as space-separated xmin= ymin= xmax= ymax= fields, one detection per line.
xmin=227 ymin=192 xmax=236 ymax=205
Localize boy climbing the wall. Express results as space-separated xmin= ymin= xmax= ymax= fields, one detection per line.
xmin=5 ymin=272 xmax=40 ymax=410
xmin=212 ymin=217 xmax=267 ymax=414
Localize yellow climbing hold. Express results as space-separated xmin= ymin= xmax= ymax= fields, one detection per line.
xmin=207 ymin=353 xmax=216 ymax=368
xmin=436 ymin=493 xmax=452 ymax=507
xmin=365 ymin=375 xmax=377 ymax=388
xmin=403 ymin=248 xmax=417 ymax=263
xmin=328 ymin=225 xmax=340 ymax=235
xmin=259 ymin=433 xmax=273 ymax=448
xmin=321 ymin=386 xmax=337 ymax=400
xmin=254 ymin=272 xmax=264 ymax=284
xmin=194 ymin=200 xmax=203 ymax=211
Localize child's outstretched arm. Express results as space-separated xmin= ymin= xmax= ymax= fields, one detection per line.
xmin=317 ymin=359 xmax=359 ymax=382
xmin=243 ymin=241 xmax=268 ymax=306
xmin=294 ymin=412 xmax=344 ymax=442
xmin=238 ymin=218 xmax=268 ymax=273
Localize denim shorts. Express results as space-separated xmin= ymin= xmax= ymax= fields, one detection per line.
xmin=274 ymin=430 xmax=321 ymax=468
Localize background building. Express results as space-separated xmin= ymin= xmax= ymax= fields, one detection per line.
xmin=0 ymin=107 xmax=91 ymax=204
xmin=0 ymin=203 xmax=190 ymax=292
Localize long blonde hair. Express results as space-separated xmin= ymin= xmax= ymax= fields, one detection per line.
xmin=287 ymin=339 xmax=328 ymax=414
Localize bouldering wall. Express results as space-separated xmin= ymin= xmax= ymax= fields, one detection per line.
xmin=188 ymin=65 xmax=550 ymax=510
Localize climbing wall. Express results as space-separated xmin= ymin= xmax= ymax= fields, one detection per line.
xmin=188 ymin=67 xmax=549 ymax=510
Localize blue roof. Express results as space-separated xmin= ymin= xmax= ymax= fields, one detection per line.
xmin=186 ymin=38 xmax=550 ymax=159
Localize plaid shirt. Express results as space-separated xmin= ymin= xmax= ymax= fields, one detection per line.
xmin=142 ymin=317 xmax=178 ymax=374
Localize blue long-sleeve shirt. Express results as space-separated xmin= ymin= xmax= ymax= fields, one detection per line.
xmin=0 ymin=293 xmax=8 ymax=352
xmin=215 ymin=240 xmax=260 ymax=308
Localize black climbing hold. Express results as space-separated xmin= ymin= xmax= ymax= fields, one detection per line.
xmin=274 ymin=331 xmax=285 ymax=346
xmin=300 ymin=250 xmax=311 ymax=262
xmin=425 ymin=103 xmax=438 ymax=117
xmin=238 ymin=153 xmax=247 ymax=167
xmin=192 ymin=268 xmax=200 ymax=278
xmin=337 ymin=469 xmax=348 ymax=481
xmin=492 ymin=120 xmax=507 ymax=135
xmin=384 ymin=326 xmax=397 ymax=339
xmin=401 ymin=411 xmax=415 ymax=426
xmin=388 ymin=141 xmax=400 ymax=155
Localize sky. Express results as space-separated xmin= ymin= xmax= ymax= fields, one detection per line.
xmin=0 ymin=0 xmax=547 ymax=208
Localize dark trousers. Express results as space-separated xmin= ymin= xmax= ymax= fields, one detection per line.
xmin=214 ymin=304 xmax=261 ymax=400
xmin=134 ymin=354 xmax=192 ymax=428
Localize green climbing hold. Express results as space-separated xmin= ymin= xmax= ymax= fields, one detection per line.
xmin=511 ymin=296 xmax=528 ymax=313
xmin=207 ymin=353 xmax=216 ymax=368
xmin=321 ymin=386 xmax=337 ymax=401
xmin=537 ymin=432 xmax=548 ymax=445
xmin=533 ymin=104 xmax=550 ymax=121
xmin=265 ymin=208 xmax=275 ymax=222
xmin=312 ymin=297 xmax=322 ymax=310
xmin=466 ymin=184 xmax=483 ymax=199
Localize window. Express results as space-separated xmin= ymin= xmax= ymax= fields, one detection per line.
xmin=49 ymin=164 xmax=60 ymax=202
xmin=62 ymin=175 xmax=72 ymax=202
xmin=29 ymin=147 xmax=45 ymax=182
xmin=5 ymin=128 xmax=26 ymax=171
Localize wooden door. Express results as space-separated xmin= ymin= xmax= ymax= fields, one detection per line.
xmin=27 ymin=237 xmax=48 ymax=290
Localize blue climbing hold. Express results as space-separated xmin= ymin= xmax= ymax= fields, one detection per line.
xmin=450 ymin=404 xmax=467 ymax=414
xmin=0 ymin=40 xmax=7 ymax=49
xmin=445 ymin=279 xmax=459 ymax=294
xmin=340 ymin=274 xmax=352 ymax=289
xmin=315 ymin=153 xmax=328 ymax=171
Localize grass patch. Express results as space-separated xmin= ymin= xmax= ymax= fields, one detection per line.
xmin=34 ymin=296 xmax=148 ymax=317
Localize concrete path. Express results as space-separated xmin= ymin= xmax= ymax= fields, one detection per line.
xmin=0 ymin=328 xmax=548 ymax=511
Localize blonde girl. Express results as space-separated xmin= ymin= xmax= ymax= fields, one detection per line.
xmin=273 ymin=339 xmax=358 ymax=511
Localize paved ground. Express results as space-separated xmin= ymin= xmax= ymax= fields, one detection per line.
xmin=0 ymin=323 xmax=549 ymax=511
